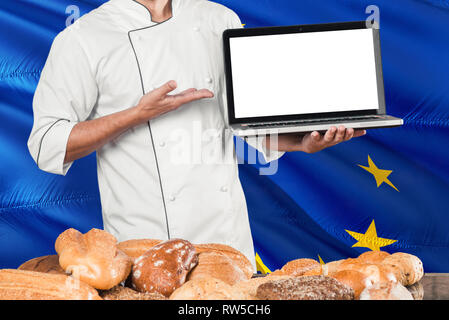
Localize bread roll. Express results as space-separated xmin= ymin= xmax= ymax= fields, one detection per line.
xmin=233 ymin=275 xmax=291 ymax=299
xmin=336 ymin=258 xmax=360 ymax=271
xmin=194 ymin=243 xmax=254 ymax=279
xmin=382 ymin=252 xmax=423 ymax=286
xmin=55 ymin=228 xmax=132 ymax=290
xmin=101 ymin=285 xmax=167 ymax=300
xmin=278 ymin=258 xmax=322 ymax=277
xmin=0 ymin=269 xmax=101 ymax=300
xmin=337 ymin=261 xmax=397 ymax=284
xmin=18 ymin=255 xmax=65 ymax=275
xmin=359 ymin=281 xmax=413 ymax=300
xmin=322 ymin=259 xmax=344 ymax=276
xmin=170 ymin=277 xmax=247 ymax=300
xmin=357 ymin=250 xmax=390 ymax=264
xmin=256 ymin=275 xmax=354 ymax=300
xmin=117 ymin=239 xmax=163 ymax=259
xmin=187 ymin=252 xmax=249 ymax=285
xmin=132 ymin=239 xmax=198 ymax=297
xmin=331 ymin=270 xmax=371 ymax=299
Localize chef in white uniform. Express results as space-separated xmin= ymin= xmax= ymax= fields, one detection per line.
xmin=28 ymin=0 xmax=365 ymax=270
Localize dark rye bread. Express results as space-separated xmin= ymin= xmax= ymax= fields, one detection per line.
xmin=100 ymin=286 xmax=167 ymax=300
xmin=256 ymin=275 xmax=354 ymax=300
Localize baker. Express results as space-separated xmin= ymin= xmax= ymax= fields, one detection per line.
xmin=27 ymin=0 xmax=365 ymax=270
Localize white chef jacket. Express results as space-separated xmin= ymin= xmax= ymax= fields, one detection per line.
xmin=28 ymin=0 xmax=284 ymax=270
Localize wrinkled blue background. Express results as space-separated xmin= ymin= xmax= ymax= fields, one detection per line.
xmin=1 ymin=0 xmax=448 ymax=271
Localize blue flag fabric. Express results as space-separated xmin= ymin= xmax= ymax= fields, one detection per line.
xmin=1 ymin=0 xmax=449 ymax=272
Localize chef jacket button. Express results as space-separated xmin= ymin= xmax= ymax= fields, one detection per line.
xmin=205 ymin=77 xmax=213 ymax=84
xmin=159 ymin=141 xmax=166 ymax=147
xmin=169 ymin=194 xmax=176 ymax=201
xmin=220 ymin=186 xmax=228 ymax=192
xmin=193 ymin=26 xmax=200 ymax=32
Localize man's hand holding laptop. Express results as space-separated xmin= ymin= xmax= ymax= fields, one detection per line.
xmin=264 ymin=126 xmax=366 ymax=153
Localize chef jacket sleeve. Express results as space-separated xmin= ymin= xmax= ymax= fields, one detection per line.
xmin=226 ymin=11 xmax=285 ymax=163
xmin=28 ymin=29 xmax=98 ymax=176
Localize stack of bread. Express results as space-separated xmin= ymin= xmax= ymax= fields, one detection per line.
xmin=0 ymin=227 xmax=424 ymax=300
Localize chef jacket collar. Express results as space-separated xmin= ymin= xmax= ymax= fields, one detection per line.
xmin=110 ymin=0 xmax=186 ymax=30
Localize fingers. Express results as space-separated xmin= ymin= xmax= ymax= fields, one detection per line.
xmin=175 ymin=88 xmax=198 ymax=96
xmin=311 ymin=131 xmax=321 ymax=142
xmin=324 ymin=126 xmax=337 ymax=143
xmin=153 ymin=80 xmax=178 ymax=97
xmin=344 ymin=128 xmax=355 ymax=141
xmin=334 ymin=125 xmax=346 ymax=142
xmin=353 ymin=129 xmax=367 ymax=138
xmin=165 ymin=88 xmax=214 ymax=108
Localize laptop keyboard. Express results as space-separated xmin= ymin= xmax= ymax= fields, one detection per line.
xmin=245 ymin=115 xmax=385 ymax=128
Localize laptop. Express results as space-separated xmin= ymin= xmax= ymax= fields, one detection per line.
xmin=223 ymin=21 xmax=403 ymax=136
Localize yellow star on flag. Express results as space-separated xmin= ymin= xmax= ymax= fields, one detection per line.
xmin=317 ymin=255 xmax=325 ymax=265
xmin=255 ymin=252 xmax=271 ymax=274
xmin=358 ymin=155 xmax=399 ymax=192
xmin=345 ymin=219 xmax=397 ymax=251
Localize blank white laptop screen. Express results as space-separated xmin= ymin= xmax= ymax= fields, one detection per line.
xmin=229 ymin=28 xmax=379 ymax=119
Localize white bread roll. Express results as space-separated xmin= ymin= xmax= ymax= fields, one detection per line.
xmin=55 ymin=228 xmax=132 ymax=290
xmin=359 ymin=281 xmax=413 ymax=300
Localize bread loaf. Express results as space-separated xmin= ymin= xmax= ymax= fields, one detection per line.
xmin=55 ymin=228 xmax=132 ymax=290
xmin=337 ymin=261 xmax=397 ymax=284
xmin=132 ymin=239 xmax=198 ymax=297
xmin=187 ymin=251 xmax=249 ymax=285
xmin=256 ymin=275 xmax=354 ymax=300
xmin=117 ymin=239 xmax=163 ymax=259
xmin=331 ymin=270 xmax=371 ymax=299
xmin=0 ymin=269 xmax=101 ymax=300
xmin=382 ymin=252 xmax=423 ymax=286
xmin=277 ymin=258 xmax=322 ymax=277
xmin=170 ymin=277 xmax=247 ymax=300
xmin=322 ymin=259 xmax=344 ymax=276
xmin=18 ymin=255 xmax=65 ymax=275
xmin=359 ymin=281 xmax=413 ymax=300
xmin=233 ymin=275 xmax=291 ymax=299
xmin=357 ymin=250 xmax=390 ymax=264
xmin=194 ymin=243 xmax=254 ymax=279
xmin=101 ymin=285 xmax=167 ymax=300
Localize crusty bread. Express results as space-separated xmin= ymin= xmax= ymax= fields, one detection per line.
xmin=117 ymin=240 xmax=254 ymax=279
xmin=357 ymin=251 xmax=390 ymax=264
xmin=233 ymin=275 xmax=291 ymax=299
xmin=101 ymin=285 xmax=167 ymax=300
xmin=187 ymin=252 xmax=249 ymax=286
xmin=277 ymin=258 xmax=322 ymax=277
xmin=170 ymin=277 xmax=247 ymax=300
xmin=322 ymin=259 xmax=344 ymax=276
xmin=18 ymin=255 xmax=65 ymax=275
xmin=117 ymin=239 xmax=163 ymax=259
xmin=331 ymin=270 xmax=371 ymax=299
xmin=0 ymin=269 xmax=101 ymax=300
xmin=55 ymin=228 xmax=132 ymax=290
xmin=337 ymin=260 xmax=397 ymax=284
xmin=194 ymin=243 xmax=254 ymax=279
xmin=382 ymin=252 xmax=423 ymax=286
xmin=359 ymin=281 xmax=413 ymax=300
xmin=132 ymin=239 xmax=198 ymax=297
